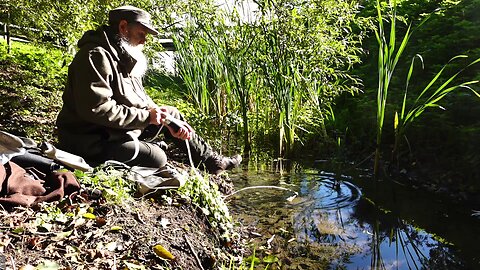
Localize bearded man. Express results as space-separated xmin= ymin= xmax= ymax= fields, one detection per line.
xmin=56 ymin=6 xmax=241 ymax=175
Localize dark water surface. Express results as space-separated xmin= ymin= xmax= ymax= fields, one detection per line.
xmin=227 ymin=160 xmax=480 ymax=269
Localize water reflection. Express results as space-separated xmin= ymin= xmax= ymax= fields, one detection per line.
xmin=228 ymin=165 xmax=474 ymax=269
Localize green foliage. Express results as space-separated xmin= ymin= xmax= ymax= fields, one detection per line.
xmin=178 ymin=173 xmax=235 ymax=241
xmin=172 ymin=0 xmax=367 ymax=157
xmin=74 ymin=168 xmax=136 ymax=204
xmin=372 ymin=0 xmax=418 ymax=177
xmin=393 ymin=55 xmax=480 ymax=156
xmin=0 ymin=40 xmax=70 ymax=141
xmin=370 ymin=0 xmax=480 ymax=180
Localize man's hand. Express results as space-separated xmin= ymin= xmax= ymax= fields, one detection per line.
xmin=149 ymin=107 xmax=194 ymax=140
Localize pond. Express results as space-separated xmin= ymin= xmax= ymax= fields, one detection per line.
xmin=227 ymin=159 xmax=480 ymax=269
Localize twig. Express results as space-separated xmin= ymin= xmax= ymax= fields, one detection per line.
xmin=10 ymin=255 xmax=16 ymax=270
xmin=184 ymin=234 xmax=205 ymax=270
xmin=224 ymin=185 xmax=298 ymax=200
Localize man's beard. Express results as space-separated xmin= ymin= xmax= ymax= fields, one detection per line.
xmin=120 ymin=38 xmax=148 ymax=78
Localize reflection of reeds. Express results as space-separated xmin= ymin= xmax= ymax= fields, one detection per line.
xmin=396 ymin=225 xmax=428 ymax=270
xmin=371 ymin=220 xmax=386 ymax=270
xmin=370 ymin=215 xmax=430 ymax=269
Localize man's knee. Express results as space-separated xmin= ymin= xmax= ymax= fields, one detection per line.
xmin=134 ymin=141 xmax=168 ymax=168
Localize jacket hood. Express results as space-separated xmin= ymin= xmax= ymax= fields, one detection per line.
xmin=77 ymin=26 xmax=137 ymax=73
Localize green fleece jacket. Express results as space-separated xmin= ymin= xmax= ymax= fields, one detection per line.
xmin=56 ymin=26 xmax=156 ymax=159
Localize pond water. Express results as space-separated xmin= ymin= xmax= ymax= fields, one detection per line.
xmin=227 ymin=160 xmax=480 ymax=269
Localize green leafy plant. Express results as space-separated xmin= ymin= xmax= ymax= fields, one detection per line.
xmin=372 ymin=0 xmax=480 ymax=177
xmin=393 ymin=55 xmax=480 ymax=158
xmin=75 ymin=167 xmax=136 ymax=204
xmin=372 ymin=0 xmax=417 ymax=178
xmin=178 ymin=173 xmax=235 ymax=241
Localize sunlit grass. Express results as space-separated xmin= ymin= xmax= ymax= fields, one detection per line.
xmin=372 ymin=0 xmax=479 ymax=178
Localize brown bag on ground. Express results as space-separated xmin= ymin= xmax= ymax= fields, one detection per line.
xmin=0 ymin=161 xmax=80 ymax=208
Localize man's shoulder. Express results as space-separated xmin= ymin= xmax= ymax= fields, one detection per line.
xmin=77 ymin=27 xmax=116 ymax=56
xmin=72 ymin=45 xmax=113 ymax=65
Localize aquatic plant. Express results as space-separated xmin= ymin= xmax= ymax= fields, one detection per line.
xmin=372 ymin=0 xmax=415 ymax=178
xmin=173 ymin=0 xmax=364 ymax=157
xmin=372 ymin=0 xmax=480 ymax=177
xmin=393 ymin=55 xmax=480 ymax=159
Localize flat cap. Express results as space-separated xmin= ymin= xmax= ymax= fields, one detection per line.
xmin=109 ymin=5 xmax=159 ymax=35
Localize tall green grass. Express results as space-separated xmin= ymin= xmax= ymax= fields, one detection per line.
xmin=393 ymin=55 xmax=480 ymax=158
xmin=173 ymin=0 xmax=365 ymax=157
xmin=373 ymin=0 xmax=414 ymax=178
xmin=373 ymin=0 xmax=480 ymax=178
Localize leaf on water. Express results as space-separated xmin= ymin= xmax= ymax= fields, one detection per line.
xmin=82 ymin=213 xmax=96 ymax=219
xmin=153 ymin=244 xmax=175 ymax=260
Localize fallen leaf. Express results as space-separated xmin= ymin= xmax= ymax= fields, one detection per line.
xmin=159 ymin=218 xmax=170 ymax=228
xmin=110 ymin=226 xmax=123 ymax=231
xmin=27 ymin=237 xmax=41 ymax=249
xmin=153 ymin=244 xmax=175 ymax=260
xmin=123 ymin=261 xmax=146 ymax=270
xmin=36 ymin=260 xmax=60 ymax=270
xmin=95 ymin=217 xmax=107 ymax=226
xmin=82 ymin=213 xmax=96 ymax=220
xmin=52 ymin=230 xmax=73 ymax=241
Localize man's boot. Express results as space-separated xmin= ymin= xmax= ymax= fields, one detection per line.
xmin=203 ymin=153 xmax=242 ymax=175
xmin=171 ymin=133 xmax=242 ymax=175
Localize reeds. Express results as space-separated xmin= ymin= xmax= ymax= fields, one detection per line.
xmin=173 ymin=0 xmax=364 ymax=157
xmin=373 ymin=0 xmax=480 ymax=178
xmin=373 ymin=0 xmax=413 ymax=179
xmin=393 ymin=55 xmax=480 ymax=158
